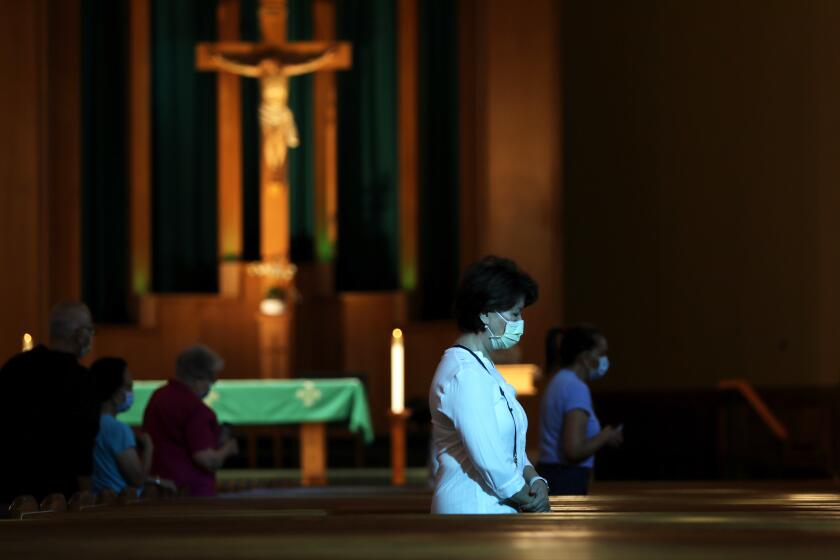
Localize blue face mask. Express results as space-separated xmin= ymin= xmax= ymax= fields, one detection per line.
xmin=117 ymin=390 xmax=134 ymax=413
xmin=589 ymin=356 xmax=609 ymax=381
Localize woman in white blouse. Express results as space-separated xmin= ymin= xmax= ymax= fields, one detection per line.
xmin=429 ymin=256 xmax=550 ymax=514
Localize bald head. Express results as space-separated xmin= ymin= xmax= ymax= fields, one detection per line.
xmin=49 ymin=301 xmax=94 ymax=358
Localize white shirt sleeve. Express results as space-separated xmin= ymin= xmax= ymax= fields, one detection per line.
xmin=445 ymin=367 xmax=526 ymax=500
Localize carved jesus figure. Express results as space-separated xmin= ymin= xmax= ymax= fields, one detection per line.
xmin=208 ymin=46 xmax=343 ymax=186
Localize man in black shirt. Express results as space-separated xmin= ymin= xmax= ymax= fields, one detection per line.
xmin=0 ymin=302 xmax=99 ymax=503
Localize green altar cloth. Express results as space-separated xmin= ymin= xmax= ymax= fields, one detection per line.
xmin=119 ymin=378 xmax=374 ymax=443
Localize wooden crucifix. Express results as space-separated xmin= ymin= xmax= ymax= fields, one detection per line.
xmin=196 ymin=0 xmax=352 ymax=264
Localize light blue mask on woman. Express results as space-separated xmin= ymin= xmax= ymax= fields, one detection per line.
xmin=486 ymin=312 xmax=525 ymax=350
xmin=117 ymin=391 xmax=134 ymax=413
xmin=588 ymin=356 xmax=609 ymax=381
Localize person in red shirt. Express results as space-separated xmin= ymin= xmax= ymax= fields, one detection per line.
xmin=142 ymin=344 xmax=238 ymax=496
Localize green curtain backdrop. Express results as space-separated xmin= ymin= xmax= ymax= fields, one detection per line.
xmin=336 ymin=0 xmax=399 ymax=291
xmin=418 ymin=0 xmax=459 ymax=319
xmin=287 ymin=0 xmax=316 ymax=262
xmin=81 ymin=0 xmax=130 ymax=323
xmin=151 ymin=0 xmax=218 ymax=292
xmin=240 ymin=0 xmax=261 ymax=262
xmin=81 ymin=0 xmax=429 ymax=314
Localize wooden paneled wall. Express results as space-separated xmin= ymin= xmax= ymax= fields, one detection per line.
xmin=459 ymin=0 xmax=564 ymax=368
xmin=0 ymin=0 xmax=81 ymax=362
xmin=562 ymin=0 xmax=840 ymax=389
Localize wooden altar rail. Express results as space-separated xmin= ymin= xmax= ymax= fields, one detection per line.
xmin=718 ymin=378 xmax=789 ymax=441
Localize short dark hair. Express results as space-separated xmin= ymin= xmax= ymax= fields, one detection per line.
xmin=453 ymin=256 xmax=538 ymax=333
xmin=545 ymin=326 xmax=603 ymax=372
xmin=91 ymin=357 xmax=127 ymax=404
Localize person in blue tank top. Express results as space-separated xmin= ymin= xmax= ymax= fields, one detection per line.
xmin=538 ymin=326 xmax=623 ymax=495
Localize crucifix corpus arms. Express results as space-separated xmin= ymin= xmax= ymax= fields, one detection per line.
xmin=196 ymin=42 xmax=352 ymax=185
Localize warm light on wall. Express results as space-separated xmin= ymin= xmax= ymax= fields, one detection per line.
xmin=390 ymin=328 xmax=405 ymax=413
xmin=496 ymin=364 xmax=540 ymax=396
xmin=259 ymin=298 xmax=286 ymax=316
xmin=22 ymin=333 xmax=33 ymax=352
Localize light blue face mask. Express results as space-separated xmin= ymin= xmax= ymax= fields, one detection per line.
xmin=589 ymin=356 xmax=609 ymax=381
xmin=486 ymin=312 xmax=525 ymax=350
xmin=117 ymin=390 xmax=134 ymax=413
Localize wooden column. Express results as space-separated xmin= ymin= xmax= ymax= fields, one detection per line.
xmin=128 ymin=0 xmax=152 ymax=299
xmin=313 ymin=0 xmax=339 ymax=270
xmin=0 ymin=0 xmax=51 ymax=358
xmin=217 ymin=0 xmax=244 ymax=262
xmin=397 ymin=0 xmax=419 ymax=292
xmin=299 ymin=422 xmax=327 ymax=486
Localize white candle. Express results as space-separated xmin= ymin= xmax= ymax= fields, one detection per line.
xmin=22 ymin=333 xmax=33 ymax=352
xmin=390 ymin=328 xmax=405 ymax=414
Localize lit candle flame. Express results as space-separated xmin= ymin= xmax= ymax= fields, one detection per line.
xmin=22 ymin=333 xmax=33 ymax=352
xmin=390 ymin=328 xmax=404 ymax=414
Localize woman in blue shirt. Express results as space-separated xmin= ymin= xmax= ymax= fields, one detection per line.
xmin=538 ymin=326 xmax=623 ymax=495
xmin=91 ymin=358 xmax=158 ymax=495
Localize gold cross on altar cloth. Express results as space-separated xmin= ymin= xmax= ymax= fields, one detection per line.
xmin=295 ymin=381 xmax=322 ymax=408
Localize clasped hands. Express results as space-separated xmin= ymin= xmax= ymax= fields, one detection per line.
xmin=514 ymin=479 xmax=550 ymax=513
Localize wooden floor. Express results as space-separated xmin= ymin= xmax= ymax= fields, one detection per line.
xmin=4 ymin=481 xmax=840 ymax=559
